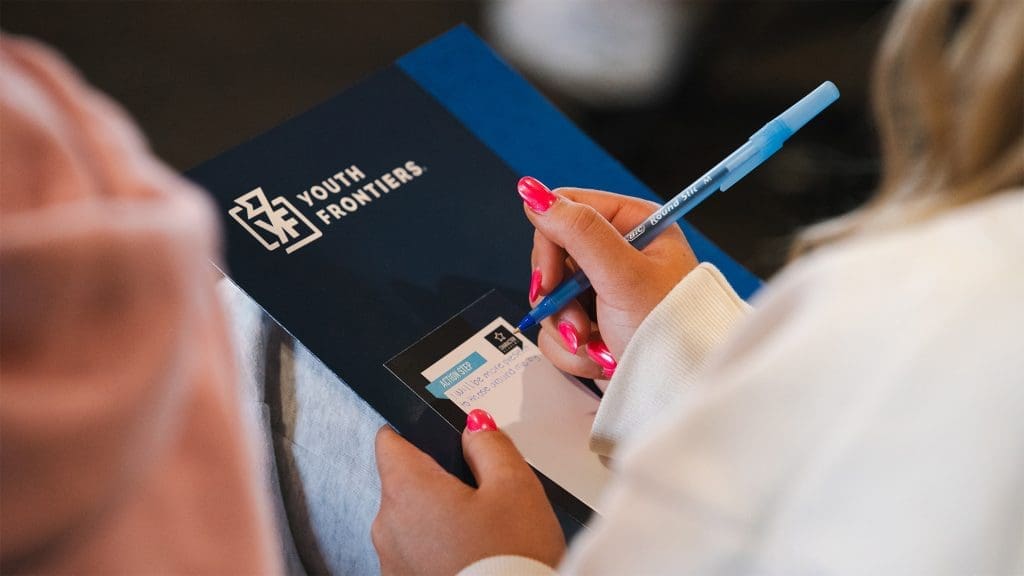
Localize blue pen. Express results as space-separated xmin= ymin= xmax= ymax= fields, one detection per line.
xmin=514 ymin=81 xmax=840 ymax=333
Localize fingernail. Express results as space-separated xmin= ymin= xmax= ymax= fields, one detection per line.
xmin=466 ymin=408 xmax=497 ymax=433
xmin=601 ymin=367 xmax=616 ymax=379
xmin=557 ymin=321 xmax=579 ymax=354
xmin=586 ymin=339 xmax=617 ymax=374
xmin=529 ymin=268 xmax=543 ymax=302
xmin=518 ymin=176 xmax=557 ymax=213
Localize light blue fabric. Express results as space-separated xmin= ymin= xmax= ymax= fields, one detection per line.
xmin=219 ymin=279 xmax=384 ymax=576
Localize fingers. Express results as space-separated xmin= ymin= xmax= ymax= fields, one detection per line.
xmin=537 ymin=327 xmax=604 ymax=379
xmin=523 ymin=181 xmax=689 ymax=270
xmin=558 ymin=188 xmax=690 ymax=261
xmin=521 ymin=186 xmax=644 ymax=293
xmin=376 ymin=417 xmax=538 ymax=496
xmin=530 ymin=229 xmax=568 ymax=299
xmin=530 ymin=235 xmax=591 ymax=352
xmin=558 ymin=188 xmax=662 ymax=236
xmin=535 ymin=298 xmax=594 ymax=371
xmin=461 ymin=410 xmax=535 ymax=490
xmin=541 ymin=299 xmax=591 ymax=353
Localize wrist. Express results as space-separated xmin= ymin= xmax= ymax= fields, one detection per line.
xmin=590 ymin=262 xmax=751 ymax=456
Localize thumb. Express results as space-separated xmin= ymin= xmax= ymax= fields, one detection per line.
xmin=375 ymin=425 xmax=445 ymax=495
xmin=461 ymin=409 xmax=534 ymax=490
xmin=519 ymin=179 xmax=642 ymax=291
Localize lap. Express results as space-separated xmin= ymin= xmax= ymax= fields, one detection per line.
xmin=219 ymin=279 xmax=384 ymax=576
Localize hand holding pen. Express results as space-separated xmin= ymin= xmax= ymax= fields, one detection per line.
xmin=518 ymin=182 xmax=698 ymax=380
xmin=515 ymin=82 xmax=839 ymax=379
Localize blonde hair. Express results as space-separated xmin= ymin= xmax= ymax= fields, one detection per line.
xmin=792 ymin=0 xmax=1024 ymax=256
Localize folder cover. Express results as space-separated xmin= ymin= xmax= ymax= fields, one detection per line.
xmin=188 ymin=25 xmax=760 ymax=536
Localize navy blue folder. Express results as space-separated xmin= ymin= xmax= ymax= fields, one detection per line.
xmin=399 ymin=26 xmax=760 ymax=297
xmin=188 ymin=26 xmax=760 ymax=536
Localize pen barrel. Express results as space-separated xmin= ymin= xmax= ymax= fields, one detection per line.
xmin=518 ymin=81 xmax=838 ymax=333
xmin=529 ymin=270 xmax=591 ymax=325
xmin=626 ymin=164 xmax=731 ymax=251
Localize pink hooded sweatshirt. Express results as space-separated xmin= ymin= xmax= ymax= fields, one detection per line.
xmin=0 ymin=36 xmax=280 ymax=573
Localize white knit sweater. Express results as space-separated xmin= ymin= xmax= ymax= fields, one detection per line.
xmin=461 ymin=190 xmax=1024 ymax=575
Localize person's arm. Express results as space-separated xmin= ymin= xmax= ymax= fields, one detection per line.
xmin=374 ymin=182 xmax=1024 ymax=575
xmin=454 ymin=265 xmax=750 ymax=576
xmin=0 ymin=36 xmax=278 ymax=573
xmin=374 ymin=183 xmax=752 ymax=576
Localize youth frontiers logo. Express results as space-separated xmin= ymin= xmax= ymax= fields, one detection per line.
xmin=229 ymin=162 xmax=426 ymax=255
xmin=229 ymin=187 xmax=323 ymax=254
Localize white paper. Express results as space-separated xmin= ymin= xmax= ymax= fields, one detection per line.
xmin=421 ymin=317 xmax=611 ymax=511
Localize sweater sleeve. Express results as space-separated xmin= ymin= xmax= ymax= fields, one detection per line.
xmin=589 ymin=263 xmax=751 ymax=456
xmin=457 ymin=555 xmax=559 ymax=576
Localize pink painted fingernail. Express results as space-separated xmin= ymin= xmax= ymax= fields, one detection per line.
xmin=557 ymin=321 xmax=579 ymax=354
xmin=518 ymin=176 xmax=557 ymax=213
xmin=466 ymin=409 xmax=497 ymax=433
xmin=529 ymin=268 xmax=543 ymax=302
xmin=586 ymin=339 xmax=617 ymax=374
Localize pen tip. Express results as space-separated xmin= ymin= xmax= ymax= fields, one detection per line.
xmin=511 ymin=328 xmax=520 ymax=335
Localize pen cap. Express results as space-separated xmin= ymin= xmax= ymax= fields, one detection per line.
xmin=778 ymin=81 xmax=840 ymax=133
xmin=719 ymin=81 xmax=840 ymax=191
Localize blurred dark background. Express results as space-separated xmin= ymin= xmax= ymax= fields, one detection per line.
xmin=2 ymin=1 xmax=893 ymax=278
